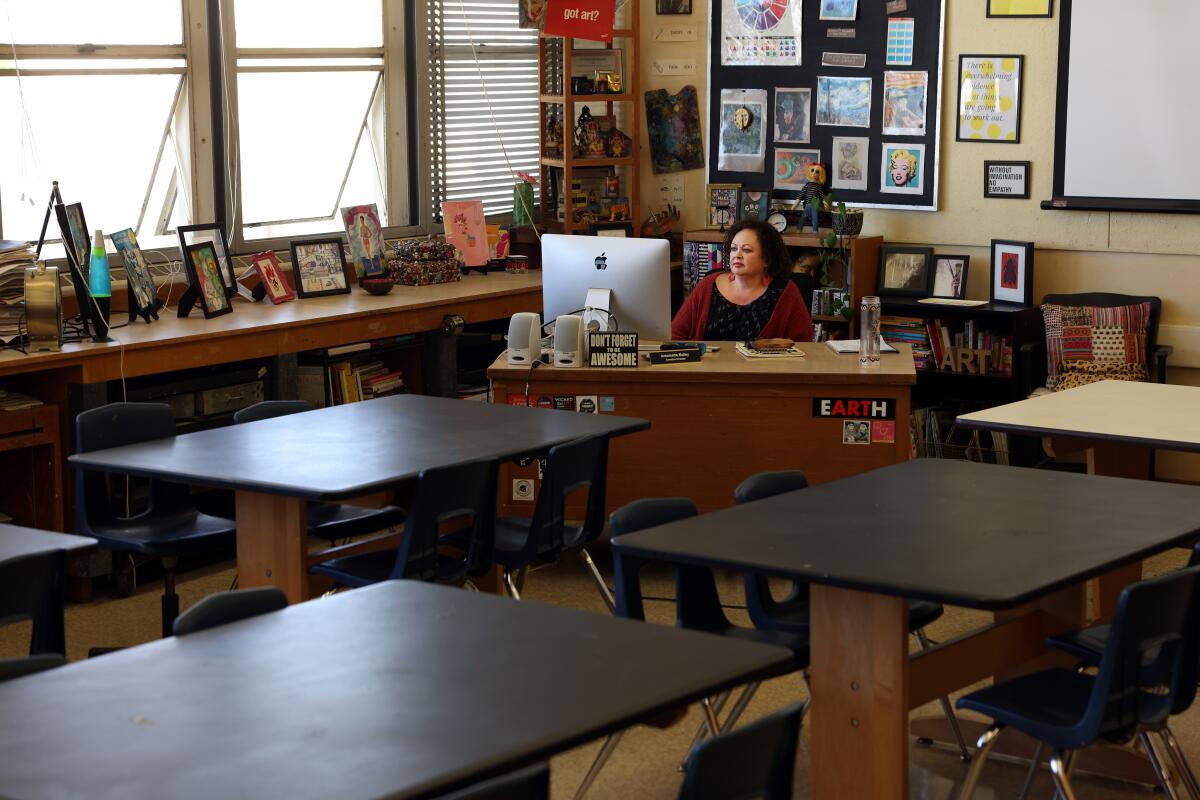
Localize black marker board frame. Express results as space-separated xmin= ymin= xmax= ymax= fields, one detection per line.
xmin=706 ymin=0 xmax=945 ymax=211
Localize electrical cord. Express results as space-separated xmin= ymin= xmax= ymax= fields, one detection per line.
xmin=522 ymin=359 xmax=541 ymax=405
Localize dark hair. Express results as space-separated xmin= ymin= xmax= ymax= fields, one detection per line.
xmin=722 ymin=219 xmax=793 ymax=280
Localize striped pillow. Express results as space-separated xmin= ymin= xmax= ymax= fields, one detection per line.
xmin=1041 ymin=302 xmax=1152 ymax=390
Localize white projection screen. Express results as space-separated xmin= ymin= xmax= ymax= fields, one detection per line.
xmin=1050 ymin=0 xmax=1200 ymax=212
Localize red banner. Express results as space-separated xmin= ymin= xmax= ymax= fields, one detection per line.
xmin=544 ymin=0 xmax=614 ymax=42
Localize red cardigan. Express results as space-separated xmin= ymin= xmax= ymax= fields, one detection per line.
xmin=671 ymin=272 xmax=814 ymax=342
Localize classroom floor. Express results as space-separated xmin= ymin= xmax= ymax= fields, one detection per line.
xmin=1 ymin=546 xmax=1193 ymax=799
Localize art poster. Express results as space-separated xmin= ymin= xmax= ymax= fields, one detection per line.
xmin=880 ymin=142 xmax=925 ymax=194
xmin=644 ymin=85 xmax=705 ymax=174
xmin=885 ymin=17 xmax=914 ymax=65
xmin=958 ymin=56 xmax=1022 ymax=142
xmin=773 ymin=148 xmax=821 ymax=192
xmin=815 ymin=76 xmax=871 ymax=128
xmin=721 ymin=0 xmax=801 ymax=66
xmin=831 ymin=136 xmax=869 ymax=191
xmin=340 ymin=204 xmax=386 ymax=280
xmin=441 ymin=200 xmax=489 ymax=266
xmin=773 ymin=88 xmax=811 ymax=143
xmin=881 ymin=71 xmax=927 ymax=136
xmin=717 ymin=88 xmax=767 ymax=172
xmin=518 ymin=0 xmax=547 ymax=29
xmin=110 ymin=228 xmax=158 ymax=312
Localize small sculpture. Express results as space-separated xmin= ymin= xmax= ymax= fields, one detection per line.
xmin=797 ymin=162 xmax=828 ymax=233
xmin=544 ymin=110 xmax=563 ymax=157
xmin=574 ymin=106 xmax=606 ymax=158
xmin=604 ymin=126 xmax=632 ymax=158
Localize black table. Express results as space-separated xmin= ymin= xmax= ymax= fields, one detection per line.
xmin=68 ymin=395 xmax=649 ymax=602
xmin=612 ymin=459 xmax=1200 ymax=798
xmin=0 ymin=524 xmax=96 ymax=654
xmin=0 ymin=581 xmax=789 ymax=800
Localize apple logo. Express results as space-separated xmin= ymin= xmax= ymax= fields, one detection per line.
xmin=594 ymin=253 xmax=607 ymax=270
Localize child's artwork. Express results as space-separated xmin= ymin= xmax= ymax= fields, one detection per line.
xmin=251 ymin=250 xmax=296 ymax=304
xmin=773 ymin=148 xmax=821 ymax=192
xmin=340 ymin=204 xmax=386 ymax=280
xmin=644 ymin=85 xmax=704 ymax=174
xmin=882 ymin=71 xmax=928 ymax=136
xmin=816 ymin=76 xmax=872 ymax=128
xmin=441 ymin=200 xmax=489 ymax=266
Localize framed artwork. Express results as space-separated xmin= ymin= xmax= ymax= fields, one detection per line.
xmin=645 ymin=86 xmax=704 ymax=173
xmin=931 ymin=255 xmax=970 ymax=299
xmin=705 ymin=183 xmax=739 ymax=229
xmin=831 ymin=136 xmax=868 ymax=192
xmin=984 ymin=160 xmax=1030 ymax=198
xmin=773 ymin=148 xmax=820 ymax=192
xmin=987 ymin=0 xmax=1051 ymax=17
xmin=990 ymin=239 xmax=1034 ymax=306
xmin=878 ymin=245 xmax=934 ymax=297
xmin=340 ymin=204 xmax=386 ymax=279
xmin=819 ymin=0 xmax=858 ymax=21
xmin=773 ymin=88 xmax=811 ymax=143
xmin=183 ymin=242 xmax=233 ymax=319
xmin=251 ymin=251 xmax=296 ymax=304
xmin=110 ymin=228 xmax=161 ymax=317
xmin=177 ymin=222 xmax=237 ymax=293
xmin=589 ymin=221 xmax=634 ymax=237
xmin=517 ymin=0 xmax=546 ymax=29
xmin=54 ymin=202 xmax=90 ymax=277
xmin=736 ymin=189 xmax=770 ymax=222
xmin=815 ymin=76 xmax=872 ymax=128
xmin=880 ymin=142 xmax=925 ymax=195
xmin=289 ymin=238 xmax=351 ymax=299
xmin=656 ymin=0 xmax=691 ymax=14
xmin=957 ymin=54 xmax=1024 ymax=143
xmin=881 ymin=71 xmax=928 ymax=136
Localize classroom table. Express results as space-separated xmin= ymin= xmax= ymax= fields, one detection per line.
xmin=488 ymin=342 xmax=916 ymax=514
xmin=68 ymin=394 xmax=648 ymax=603
xmin=0 ymin=581 xmax=790 ymax=800
xmin=0 ymin=524 xmax=96 ymax=653
xmin=610 ymin=458 xmax=1200 ymax=798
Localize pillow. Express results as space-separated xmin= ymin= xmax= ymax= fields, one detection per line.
xmin=1041 ymin=302 xmax=1152 ymax=391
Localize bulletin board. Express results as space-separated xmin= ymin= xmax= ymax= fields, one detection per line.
xmin=706 ymin=0 xmax=945 ymax=210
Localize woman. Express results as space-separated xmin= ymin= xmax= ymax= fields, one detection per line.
xmin=672 ymin=219 xmax=814 ymax=342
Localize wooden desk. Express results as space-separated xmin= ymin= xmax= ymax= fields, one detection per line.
xmin=0 ymin=581 xmax=789 ymax=800
xmin=69 ymin=395 xmax=648 ymax=603
xmin=488 ymin=343 xmax=915 ymax=513
xmin=612 ymin=459 xmax=1200 ymax=798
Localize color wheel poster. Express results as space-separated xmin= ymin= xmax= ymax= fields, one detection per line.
xmin=722 ymin=0 xmax=801 ymax=66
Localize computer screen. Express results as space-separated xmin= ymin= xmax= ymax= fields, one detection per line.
xmin=541 ymin=234 xmax=671 ymax=341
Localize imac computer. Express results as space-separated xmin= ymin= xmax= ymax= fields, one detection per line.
xmin=541 ymin=234 xmax=671 ymax=342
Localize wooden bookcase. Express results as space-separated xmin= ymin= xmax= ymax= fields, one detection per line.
xmin=537 ymin=4 xmax=640 ymax=234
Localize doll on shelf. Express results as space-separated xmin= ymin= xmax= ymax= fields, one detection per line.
xmin=797 ymin=162 xmax=828 ymax=232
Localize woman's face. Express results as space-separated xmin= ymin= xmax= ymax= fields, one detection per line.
xmin=729 ymin=229 xmax=768 ymax=281
xmin=890 ymin=157 xmax=912 ymax=186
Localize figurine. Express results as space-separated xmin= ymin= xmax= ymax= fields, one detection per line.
xmin=797 ymin=162 xmax=828 ymax=232
xmin=544 ymin=110 xmax=563 ymax=157
xmin=574 ymin=106 xmax=606 ymax=158
xmin=604 ymin=126 xmax=632 ymax=158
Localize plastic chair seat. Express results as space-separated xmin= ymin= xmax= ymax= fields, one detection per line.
xmin=698 ymin=622 xmax=810 ymax=675
xmin=1046 ymin=624 xmax=1110 ymax=666
xmin=86 ymin=509 xmax=235 ymax=556
xmin=479 ymin=517 xmax=591 ymax=568
xmin=311 ymin=547 xmax=470 ymax=588
xmin=306 ymin=502 xmax=406 ymax=539
xmin=755 ymin=593 xmax=942 ymax=634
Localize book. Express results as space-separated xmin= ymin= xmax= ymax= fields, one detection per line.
xmin=735 ymin=342 xmax=806 ymax=359
xmin=917 ymin=298 xmax=988 ymax=307
xmin=824 ymin=338 xmax=898 ymax=355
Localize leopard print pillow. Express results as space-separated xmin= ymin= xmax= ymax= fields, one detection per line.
xmin=1054 ymin=360 xmax=1149 ymax=392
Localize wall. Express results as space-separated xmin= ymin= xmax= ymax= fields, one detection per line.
xmin=637 ymin=0 xmax=1200 ymax=479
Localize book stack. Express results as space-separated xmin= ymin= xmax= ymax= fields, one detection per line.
xmin=0 ymin=240 xmax=34 ymax=344
xmin=327 ymin=358 xmax=405 ymax=405
xmin=880 ymin=315 xmax=933 ymax=370
xmin=0 ymin=389 xmax=43 ymax=412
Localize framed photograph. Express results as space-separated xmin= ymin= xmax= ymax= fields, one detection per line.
xmin=54 ymin=202 xmax=90 ymax=276
xmin=819 ymin=0 xmax=858 ymax=21
xmin=736 ymin=189 xmax=771 ymax=222
xmin=957 ymin=55 xmax=1023 ymax=143
xmin=589 ymin=221 xmax=634 ymax=237
xmin=251 ymin=251 xmax=296 ymax=304
xmin=816 ymin=76 xmax=872 ymax=128
xmin=570 ymin=49 xmax=622 ymax=83
xmin=177 ymin=222 xmax=237 ymax=294
xmin=987 ymin=0 xmax=1052 ymax=17
xmin=772 ymin=148 xmax=820 ymax=192
xmin=183 ymin=242 xmax=233 ymax=319
xmin=990 ymin=239 xmax=1034 ymax=306
xmin=705 ymin=183 xmax=740 ymax=229
xmin=289 ymin=238 xmax=351 ymax=299
xmin=656 ymin=0 xmax=691 ymax=14
xmin=340 ymin=204 xmax=386 ymax=279
xmin=880 ymin=142 xmax=925 ymax=195
xmin=878 ymin=245 xmax=934 ymax=297
xmin=984 ymin=160 xmax=1030 ymax=199
xmin=773 ymin=88 xmax=811 ymax=143
xmin=110 ymin=228 xmax=161 ymax=317
xmin=831 ymin=136 xmax=869 ymax=192
xmin=842 ymin=420 xmax=871 ymax=445
xmin=931 ymin=255 xmax=970 ymax=299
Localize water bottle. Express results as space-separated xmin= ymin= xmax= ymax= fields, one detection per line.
xmin=860 ymin=295 xmax=880 ymax=368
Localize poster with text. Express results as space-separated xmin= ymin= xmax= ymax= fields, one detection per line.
xmin=721 ymin=0 xmax=801 ymax=66
xmin=957 ymin=55 xmax=1023 ymax=142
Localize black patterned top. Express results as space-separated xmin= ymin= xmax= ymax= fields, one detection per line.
xmin=704 ymin=277 xmax=785 ymax=341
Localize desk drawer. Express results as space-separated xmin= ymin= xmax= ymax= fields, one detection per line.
xmin=196 ymin=381 xmax=264 ymax=416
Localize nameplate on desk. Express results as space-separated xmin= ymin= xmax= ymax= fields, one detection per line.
xmin=647 ymin=348 xmax=701 ymax=365
xmin=588 ymin=332 xmax=639 ymax=367
xmin=812 ymin=397 xmax=896 ymax=420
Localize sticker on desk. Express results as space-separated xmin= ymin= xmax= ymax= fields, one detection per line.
xmin=842 ymin=420 xmax=871 ymax=445
xmin=537 ymin=456 xmax=547 ymax=479
xmin=872 ymin=420 xmax=896 ymax=444
xmin=599 ymin=396 xmax=616 ymax=413
xmin=537 ymin=395 xmax=554 ymax=409
xmin=553 ymin=395 xmax=576 ymax=411
xmin=813 ymin=397 xmax=895 ymax=420
xmin=507 ymin=395 xmax=528 ymax=407
xmin=577 ymin=395 xmax=599 ymax=414
xmin=516 ymin=455 xmax=534 ymax=467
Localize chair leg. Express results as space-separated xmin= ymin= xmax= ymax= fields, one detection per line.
xmin=1049 ymin=751 xmax=1079 ymax=800
xmin=572 ymin=730 xmax=623 ymax=800
xmin=1141 ymin=732 xmax=1183 ymax=800
xmin=677 ymin=692 xmax=731 ymax=771
xmin=1159 ymin=727 xmax=1200 ymax=800
xmin=1016 ymin=741 xmax=1045 ymax=800
xmin=577 ymin=548 xmax=615 ymax=613
xmin=160 ymin=556 xmax=179 ymax=639
xmin=720 ymin=681 xmax=761 ymax=731
xmin=503 ymin=570 xmax=522 ymax=600
xmin=915 ymin=628 xmax=970 ymax=761
xmin=957 ymin=725 xmax=1002 ymax=800
xmin=701 ymin=696 xmax=722 ymax=737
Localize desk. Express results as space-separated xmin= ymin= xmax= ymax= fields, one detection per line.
xmin=488 ymin=343 xmax=915 ymax=513
xmin=0 ymin=581 xmax=789 ymax=800
xmin=611 ymin=459 xmax=1200 ymax=798
xmin=69 ymin=394 xmax=648 ymax=603
xmin=0 ymin=524 xmax=96 ymax=653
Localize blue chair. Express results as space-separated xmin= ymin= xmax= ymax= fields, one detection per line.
xmin=75 ymin=403 xmax=237 ymax=638
xmin=0 ymin=654 xmax=67 ymax=683
xmin=437 ymin=764 xmax=549 ymax=800
xmin=956 ymin=565 xmax=1200 ymax=799
xmin=0 ymin=548 xmax=68 ymax=656
xmin=310 ymin=457 xmax=499 ymax=589
xmin=173 ymin=587 xmax=288 ymax=636
xmin=678 ymin=702 xmax=806 ymax=800
xmin=233 ymin=401 xmax=407 ymax=541
xmin=734 ymin=469 xmax=969 ymax=760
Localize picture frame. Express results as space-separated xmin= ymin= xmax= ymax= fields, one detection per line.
xmin=986 ymin=0 xmax=1052 ymax=17
xmin=340 ymin=203 xmax=386 ymax=280
xmin=819 ymin=0 xmax=858 ymax=21
xmin=250 ymin=250 xmax=296 ymax=304
xmin=656 ymin=0 xmax=691 ymax=14
xmin=110 ymin=228 xmax=163 ymax=320
xmin=957 ymin=54 xmax=1024 ymax=143
xmin=588 ymin=221 xmax=634 ymax=237
xmin=570 ymin=49 xmax=622 ymax=83
xmin=990 ymin=239 xmax=1034 ymax=306
xmin=736 ymin=189 xmax=771 ymax=222
xmin=877 ymin=245 xmax=934 ymax=297
xmin=289 ymin=238 xmax=352 ymax=299
xmin=983 ymin=160 xmax=1030 ymax=199
xmin=54 ymin=202 xmax=90 ymax=277
xmin=931 ymin=255 xmax=970 ymax=299
xmin=177 ymin=222 xmax=237 ymax=295
xmin=705 ymin=183 xmax=740 ymax=230
xmin=183 ymin=242 xmax=233 ymax=319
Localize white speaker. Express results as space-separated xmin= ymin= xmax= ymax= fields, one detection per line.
xmin=506 ymin=312 xmax=542 ymax=365
xmin=553 ymin=314 xmax=584 ymax=369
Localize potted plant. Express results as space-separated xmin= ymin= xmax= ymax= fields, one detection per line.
xmin=816 ymin=198 xmax=862 ymax=321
